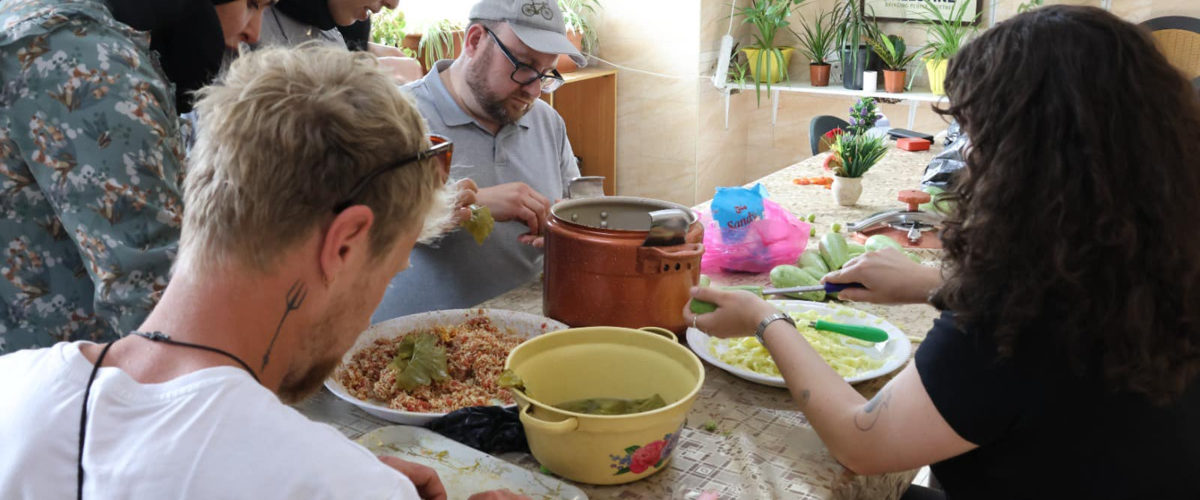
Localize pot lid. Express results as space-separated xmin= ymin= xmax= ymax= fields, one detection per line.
xmin=552 ymin=196 xmax=697 ymax=232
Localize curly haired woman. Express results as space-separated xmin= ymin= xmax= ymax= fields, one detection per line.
xmin=686 ymin=6 xmax=1200 ymax=499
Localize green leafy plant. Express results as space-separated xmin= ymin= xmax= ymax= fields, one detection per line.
xmin=1017 ymin=0 xmax=1044 ymax=14
xmin=793 ymin=9 xmax=837 ymax=65
xmin=387 ymin=332 xmax=449 ymax=391
xmin=831 ymin=133 xmax=887 ymax=178
xmin=733 ymin=0 xmax=805 ymax=103
xmin=371 ymin=8 xmax=412 ymax=55
xmin=831 ymin=0 xmax=880 ymax=85
xmin=559 ymin=0 xmax=601 ymax=54
xmin=919 ymin=0 xmax=978 ymax=61
xmin=419 ymin=19 xmax=464 ymax=69
xmin=869 ymin=34 xmax=918 ymax=71
xmin=726 ymin=42 xmax=750 ymax=90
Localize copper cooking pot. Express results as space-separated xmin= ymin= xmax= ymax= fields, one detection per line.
xmin=543 ymin=181 xmax=704 ymax=337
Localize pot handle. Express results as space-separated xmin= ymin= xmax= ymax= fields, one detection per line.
xmin=519 ymin=404 xmax=579 ymax=434
xmin=638 ymin=326 xmax=678 ymax=342
xmin=636 ymin=243 xmax=704 ymax=274
xmin=567 ymin=176 xmax=606 ymax=199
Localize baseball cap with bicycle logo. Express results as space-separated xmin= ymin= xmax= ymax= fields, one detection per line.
xmin=468 ymin=0 xmax=587 ymax=68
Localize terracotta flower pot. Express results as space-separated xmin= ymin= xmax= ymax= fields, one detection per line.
xmin=810 ymin=63 xmax=831 ymax=87
xmin=882 ymin=69 xmax=906 ymax=93
xmin=832 ymin=176 xmax=863 ymax=206
xmin=556 ymin=29 xmax=585 ymax=73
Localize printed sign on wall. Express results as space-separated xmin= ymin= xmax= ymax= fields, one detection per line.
xmin=862 ymin=0 xmax=982 ymax=24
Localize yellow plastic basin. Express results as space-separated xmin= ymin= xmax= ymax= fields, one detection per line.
xmin=504 ymin=326 xmax=704 ymax=485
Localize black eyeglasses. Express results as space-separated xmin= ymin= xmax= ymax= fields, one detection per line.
xmin=483 ymin=27 xmax=565 ymax=93
xmin=332 ymin=135 xmax=453 ymax=213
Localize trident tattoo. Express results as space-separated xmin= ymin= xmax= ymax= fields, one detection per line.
xmin=261 ymin=280 xmax=307 ymax=370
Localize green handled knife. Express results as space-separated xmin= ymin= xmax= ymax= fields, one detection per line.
xmin=808 ymin=320 xmax=888 ymax=343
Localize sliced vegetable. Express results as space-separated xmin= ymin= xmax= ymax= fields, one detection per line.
xmin=864 ymin=234 xmax=904 ymax=253
xmin=698 ymin=274 xmax=711 ymax=288
xmin=801 ymin=266 xmax=826 ymax=282
xmin=904 ymin=250 xmax=922 ymax=263
xmin=797 ymin=249 xmax=829 ymax=273
xmin=689 ymin=285 xmax=765 ymax=314
xmin=831 ymin=223 xmax=842 ymax=233
xmin=769 ymin=265 xmax=824 ymax=300
xmin=819 ymin=233 xmax=851 ymax=271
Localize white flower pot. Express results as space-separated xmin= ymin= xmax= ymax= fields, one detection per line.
xmin=832 ymin=176 xmax=863 ymax=206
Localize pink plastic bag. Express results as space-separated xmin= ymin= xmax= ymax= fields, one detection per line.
xmin=699 ymin=184 xmax=810 ymax=273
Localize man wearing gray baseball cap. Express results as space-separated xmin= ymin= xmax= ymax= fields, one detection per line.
xmin=373 ymin=0 xmax=588 ymax=319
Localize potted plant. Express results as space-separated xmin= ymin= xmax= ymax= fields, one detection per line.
xmin=734 ymin=0 xmax=803 ymax=103
xmin=869 ymin=34 xmax=918 ymax=93
xmin=919 ymin=0 xmax=977 ymax=95
xmin=416 ymin=19 xmax=464 ymax=72
xmin=793 ymin=9 xmax=837 ymax=87
xmin=828 ymin=132 xmax=887 ymax=205
xmin=558 ymin=0 xmax=601 ymax=73
xmin=832 ymin=0 xmax=881 ymax=91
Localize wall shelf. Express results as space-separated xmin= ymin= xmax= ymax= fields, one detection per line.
xmin=722 ymin=81 xmax=947 ymax=130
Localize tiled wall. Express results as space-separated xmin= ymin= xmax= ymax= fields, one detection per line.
xmin=592 ymin=0 xmax=1198 ymax=206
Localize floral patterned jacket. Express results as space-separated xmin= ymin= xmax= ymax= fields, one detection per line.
xmin=0 ymin=0 xmax=184 ymax=352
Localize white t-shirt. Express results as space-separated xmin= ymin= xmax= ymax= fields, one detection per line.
xmin=0 ymin=342 xmax=419 ymax=499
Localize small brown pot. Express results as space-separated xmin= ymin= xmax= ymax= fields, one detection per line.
xmin=882 ymin=69 xmax=906 ymax=93
xmin=556 ymin=29 xmax=585 ymax=73
xmin=810 ymin=63 xmax=831 ymax=87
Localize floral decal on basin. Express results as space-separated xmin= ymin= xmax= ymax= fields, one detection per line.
xmin=609 ymin=428 xmax=682 ymax=475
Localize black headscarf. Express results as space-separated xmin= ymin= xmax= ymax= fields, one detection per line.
xmin=273 ymin=0 xmax=337 ymax=31
xmin=105 ymin=0 xmax=233 ymax=113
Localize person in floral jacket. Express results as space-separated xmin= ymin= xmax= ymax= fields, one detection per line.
xmin=0 ymin=0 xmax=267 ymax=352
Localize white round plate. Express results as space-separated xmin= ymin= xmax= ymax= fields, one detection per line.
xmin=324 ymin=308 xmax=568 ymax=425
xmin=686 ymin=300 xmax=912 ymax=387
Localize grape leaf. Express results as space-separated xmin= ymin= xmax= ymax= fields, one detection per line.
xmin=387 ymin=332 xmax=449 ymax=391
xmin=461 ymin=204 xmax=495 ymax=245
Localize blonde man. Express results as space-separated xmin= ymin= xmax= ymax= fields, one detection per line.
xmin=0 ymin=45 xmax=521 ymax=500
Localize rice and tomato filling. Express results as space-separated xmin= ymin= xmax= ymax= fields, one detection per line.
xmin=334 ymin=316 xmax=524 ymax=413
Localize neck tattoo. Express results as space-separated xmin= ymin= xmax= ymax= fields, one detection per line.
xmin=261 ymin=280 xmax=307 ymax=371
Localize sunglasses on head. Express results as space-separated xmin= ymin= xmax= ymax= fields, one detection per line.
xmin=332 ymin=134 xmax=453 ymax=213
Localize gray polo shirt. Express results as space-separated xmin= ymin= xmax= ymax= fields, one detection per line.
xmin=372 ymin=60 xmax=580 ymax=321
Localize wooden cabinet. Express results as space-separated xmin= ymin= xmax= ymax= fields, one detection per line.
xmin=540 ymin=68 xmax=618 ymax=195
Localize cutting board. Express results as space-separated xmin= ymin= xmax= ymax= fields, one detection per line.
xmin=358 ymin=426 xmax=587 ymax=500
